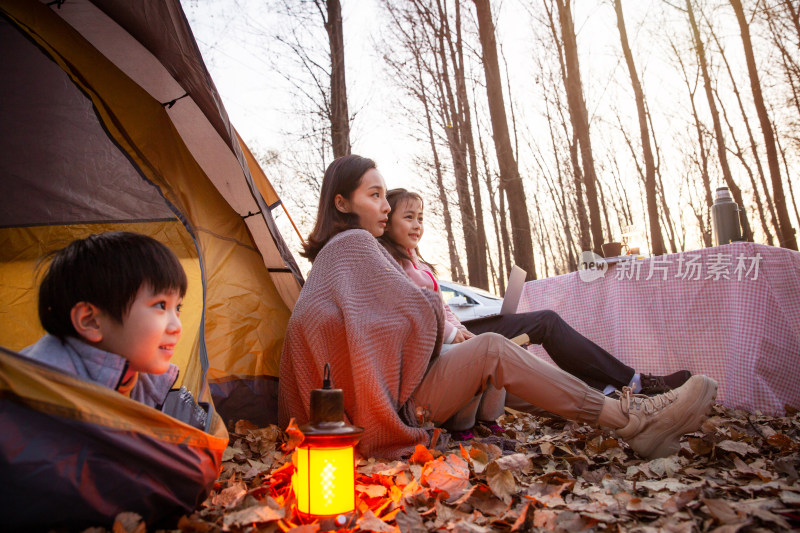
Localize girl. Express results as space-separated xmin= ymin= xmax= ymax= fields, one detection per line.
xmin=378 ymin=189 xmax=694 ymax=436
xmin=278 ymin=155 xmax=717 ymax=461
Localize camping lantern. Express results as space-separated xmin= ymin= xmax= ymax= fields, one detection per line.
xmin=292 ymin=363 xmax=363 ymax=521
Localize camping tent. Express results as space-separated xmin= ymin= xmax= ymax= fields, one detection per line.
xmin=0 ymin=0 xmax=303 ymax=526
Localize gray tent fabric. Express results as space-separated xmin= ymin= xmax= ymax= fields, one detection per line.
xmin=0 ymin=18 xmax=175 ymax=227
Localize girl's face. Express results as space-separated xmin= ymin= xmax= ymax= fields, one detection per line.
xmin=335 ymin=168 xmax=390 ymax=237
xmin=387 ymin=198 xmax=424 ymax=250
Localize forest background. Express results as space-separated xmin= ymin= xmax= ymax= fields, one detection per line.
xmin=182 ymin=0 xmax=800 ymax=294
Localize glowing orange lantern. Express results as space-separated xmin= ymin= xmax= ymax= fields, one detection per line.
xmin=292 ymin=364 xmax=363 ymax=521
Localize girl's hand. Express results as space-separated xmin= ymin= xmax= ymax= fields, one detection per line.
xmin=452 ymin=329 xmax=475 ymax=343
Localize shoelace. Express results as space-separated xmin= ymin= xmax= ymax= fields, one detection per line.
xmin=618 ymin=386 xmax=677 ymax=415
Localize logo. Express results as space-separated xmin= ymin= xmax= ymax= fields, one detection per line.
xmin=578 ymin=251 xmax=607 ymax=282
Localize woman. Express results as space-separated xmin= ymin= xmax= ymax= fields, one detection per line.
xmin=278 ymin=155 xmax=717 ymax=460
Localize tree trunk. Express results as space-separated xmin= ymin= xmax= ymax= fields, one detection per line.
xmin=706 ymin=15 xmax=777 ymax=244
xmin=613 ymin=0 xmax=665 ymax=255
xmin=473 ymin=0 xmax=536 ymax=280
xmin=729 ymin=0 xmax=797 ymax=249
xmin=446 ymin=0 xmax=489 ymax=288
xmin=686 ymin=0 xmax=753 ymax=243
xmin=428 ymin=0 xmax=487 ymax=288
xmin=646 ymin=105 xmax=678 ymax=253
xmin=475 ymin=93 xmax=506 ymax=292
xmin=418 ymin=59 xmax=463 ymax=284
xmin=671 ymin=37 xmax=713 ymax=246
xmin=555 ymin=0 xmax=604 ymax=255
xmin=773 ymin=117 xmax=800 ymax=235
xmin=323 ymin=0 xmax=351 ymax=158
xmin=498 ymin=187 xmax=513 ymax=282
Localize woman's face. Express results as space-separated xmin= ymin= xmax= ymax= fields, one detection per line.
xmin=335 ymin=168 xmax=390 ymax=237
xmin=387 ymin=198 xmax=424 ymax=250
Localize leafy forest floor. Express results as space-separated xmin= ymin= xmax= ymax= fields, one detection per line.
xmin=112 ymin=404 xmax=799 ymax=533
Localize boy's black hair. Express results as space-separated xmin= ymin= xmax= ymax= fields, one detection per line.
xmin=38 ymin=232 xmax=188 ymax=340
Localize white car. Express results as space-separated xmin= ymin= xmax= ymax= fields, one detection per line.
xmin=439 ymin=280 xmax=503 ymax=322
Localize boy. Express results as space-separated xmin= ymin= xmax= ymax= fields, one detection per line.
xmin=22 ymin=232 xmax=185 ymax=408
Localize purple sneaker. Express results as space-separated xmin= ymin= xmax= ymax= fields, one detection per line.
xmin=451 ymin=429 xmax=475 ymax=441
xmin=479 ymin=420 xmax=505 ymax=435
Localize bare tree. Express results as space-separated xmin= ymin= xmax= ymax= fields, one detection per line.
xmin=553 ymin=0 xmax=604 ymax=254
xmin=473 ymin=0 xmax=537 ymax=279
xmin=670 ymin=36 xmax=713 ymax=246
xmin=539 ymin=1 xmax=591 ymax=254
xmin=613 ymin=0 xmax=666 ymax=255
xmin=729 ymin=0 xmax=797 ymax=249
xmin=321 ymin=0 xmax=351 ymax=158
xmin=685 ymin=0 xmax=752 ymax=241
xmin=704 ymin=11 xmax=776 ymax=245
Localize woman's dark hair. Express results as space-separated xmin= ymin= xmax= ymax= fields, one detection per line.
xmin=37 ymin=232 xmax=188 ymax=340
xmin=378 ymin=188 xmax=437 ymax=275
xmin=302 ymin=154 xmax=377 ymax=262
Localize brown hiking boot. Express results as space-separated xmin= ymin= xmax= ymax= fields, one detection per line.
xmin=615 ymin=375 xmax=717 ymax=459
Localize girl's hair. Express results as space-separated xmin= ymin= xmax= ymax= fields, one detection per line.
xmin=302 ymin=155 xmax=377 ymax=262
xmin=37 ymin=232 xmax=188 ymax=340
xmin=378 ymin=188 xmax=437 ymax=275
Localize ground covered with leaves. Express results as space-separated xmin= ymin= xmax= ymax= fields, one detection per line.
xmin=109 ymin=404 xmax=798 ymax=533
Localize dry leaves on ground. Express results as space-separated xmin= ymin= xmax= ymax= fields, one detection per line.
xmin=99 ymin=404 xmax=799 ymax=532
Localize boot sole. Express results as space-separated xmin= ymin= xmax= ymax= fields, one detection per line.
xmin=641 ymin=376 xmax=718 ymax=459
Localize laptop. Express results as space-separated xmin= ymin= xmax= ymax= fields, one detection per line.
xmin=462 ymin=265 xmax=527 ymax=324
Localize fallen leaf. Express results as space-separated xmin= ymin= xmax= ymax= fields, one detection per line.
xmin=647 ymin=456 xmax=682 ymax=478
xmin=717 ymin=439 xmax=759 ymax=456
xmin=688 ymin=436 xmax=713 ymax=456
xmin=470 ymin=441 xmax=502 ymax=462
xmin=234 ymin=419 xmax=258 ymax=433
xmin=453 ymin=484 xmax=507 ymax=516
xmin=532 ymin=509 xmax=558 ymax=529
xmin=243 ymin=459 xmax=273 ymax=480
xmin=703 ymin=497 xmax=746 ymax=524
xmin=357 ymin=483 xmax=388 ymax=499
xmin=663 ymin=488 xmax=700 ymax=514
xmin=286 ymin=525 xmax=320 ymax=533
xmin=211 ymin=481 xmax=247 ymax=508
xmin=395 ymin=506 xmax=426 ymax=533
xmin=510 ymin=502 xmax=534 ymax=532
xmin=222 ymin=446 xmax=243 ymax=462
xmin=420 ymin=453 xmax=471 ymax=502
xmin=112 ymin=512 xmax=145 ymax=533
xmin=222 ymin=502 xmax=284 ymax=531
xmin=409 ymin=444 xmax=434 ymax=465
xmin=468 ymin=447 xmax=489 ymax=474
xmin=485 ymin=461 xmax=516 ymax=504
xmin=493 ymin=453 xmax=533 ymax=477
xmin=281 ymin=418 xmax=304 ymax=453
xmin=357 ymin=509 xmax=397 ymax=532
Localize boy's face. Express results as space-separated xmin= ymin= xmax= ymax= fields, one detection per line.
xmin=95 ymin=285 xmax=182 ymax=374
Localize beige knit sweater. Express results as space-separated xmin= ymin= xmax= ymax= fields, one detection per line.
xmin=278 ymin=229 xmax=443 ymax=459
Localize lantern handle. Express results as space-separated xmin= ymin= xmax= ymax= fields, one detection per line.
xmin=323 ymin=362 xmax=332 ymax=389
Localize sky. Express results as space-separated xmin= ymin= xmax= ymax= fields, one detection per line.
xmin=180 ymin=0 xmax=780 ymax=282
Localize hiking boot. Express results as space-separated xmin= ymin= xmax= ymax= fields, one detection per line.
xmin=639 ymin=370 xmax=692 ymax=396
xmin=615 ymin=374 xmax=717 ymax=459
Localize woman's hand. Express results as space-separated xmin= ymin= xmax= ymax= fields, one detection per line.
xmin=452 ymin=329 xmax=476 ymax=343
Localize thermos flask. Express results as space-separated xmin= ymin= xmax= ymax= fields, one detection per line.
xmin=711 ymin=187 xmax=743 ymax=246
